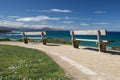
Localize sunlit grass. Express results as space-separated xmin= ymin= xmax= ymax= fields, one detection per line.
xmin=111 ymin=46 xmax=120 ymax=51
xmin=0 ymin=38 xmax=11 ymax=41
xmin=0 ymin=45 xmax=70 ymax=80
xmin=47 ymin=38 xmax=72 ymax=44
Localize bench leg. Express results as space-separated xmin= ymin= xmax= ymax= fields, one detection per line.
xmin=23 ymin=38 xmax=28 ymax=44
xmin=42 ymin=38 xmax=47 ymax=45
xmin=72 ymin=40 xmax=79 ymax=48
xmin=98 ymin=42 xmax=107 ymax=52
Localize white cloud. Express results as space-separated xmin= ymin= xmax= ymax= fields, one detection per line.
xmin=63 ymin=21 xmax=73 ymax=24
xmin=22 ymin=24 xmax=51 ymax=29
xmin=16 ymin=15 xmax=61 ymax=22
xmin=26 ymin=9 xmax=41 ymax=12
xmin=64 ymin=17 xmax=70 ymax=19
xmin=64 ymin=16 xmax=80 ymax=20
xmin=94 ymin=11 xmax=106 ymax=14
xmin=42 ymin=9 xmax=72 ymax=13
xmin=0 ymin=20 xmax=62 ymax=29
xmin=23 ymin=24 xmax=74 ymax=30
xmin=50 ymin=9 xmax=72 ymax=13
xmin=0 ymin=20 xmax=24 ymax=27
xmin=0 ymin=20 xmax=53 ymax=29
xmin=26 ymin=9 xmax=72 ymax=13
xmin=0 ymin=20 xmax=79 ymax=30
xmin=0 ymin=16 xmax=4 ymax=17
xmin=80 ymin=18 xmax=92 ymax=20
xmin=8 ymin=16 xmax=20 ymax=18
xmin=92 ymin=22 xmax=110 ymax=25
xmin=80 ymin=23 xmax=89 ymax=26
xmin=64 ymin=16 xmax=92 ymax=20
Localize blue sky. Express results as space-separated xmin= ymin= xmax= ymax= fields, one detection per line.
xmin=0 ymin=0 xmax=120 ymax=31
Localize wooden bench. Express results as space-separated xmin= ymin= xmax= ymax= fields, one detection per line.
xmin=22 ymin=31 xmax=47 ymax=45
xmin=70 ymin=30 xmax=112 ymax=52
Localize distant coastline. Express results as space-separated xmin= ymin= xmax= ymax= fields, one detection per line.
xmin=0 ymin=26 xmax=12 ymax=33
xmin=0 ymin=29 xmax=12 ymax=33
xmin=0 ymin=26 xmax=64 ymax=32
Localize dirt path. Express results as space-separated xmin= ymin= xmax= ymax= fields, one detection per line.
xmin=0 ymin=42 xmax=120 ymax=80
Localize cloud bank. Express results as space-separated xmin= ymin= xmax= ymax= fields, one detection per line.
xmin=16 ymin=16 xmax=61 ymax=22
xmin=0 ymin=20 xmax=24 ymax=27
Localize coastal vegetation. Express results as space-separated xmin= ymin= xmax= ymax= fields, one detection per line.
xmin=47 ymin=38 xmax=72 ymax=45
xmin=0 ymin=38 xmax=11 ymax=41
xmin=0 ymin=45 xmax=70 ymax=80
xmin=14 ymin=38 xmax=72 ymax=45
xmin=0 ymin=38 xmax=120 ymax=51
xmin=111 ymin=46 xmax=120 ymax=51
xmin=0 ymin=30 xmax=11 ymax=33
xmin=0 ymin=27 xmax=12 ymax=33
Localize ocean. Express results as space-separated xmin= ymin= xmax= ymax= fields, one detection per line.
xmin=0 ymin=31 xmax=120 ymax=48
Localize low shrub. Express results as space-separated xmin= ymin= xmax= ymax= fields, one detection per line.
xmin=111 ymin=46 xmax=120 ymax=51
xmin=47 ymin=38 xmax=72 ymax=44
xmin=0 ymin=38 xmax=11 ymax=41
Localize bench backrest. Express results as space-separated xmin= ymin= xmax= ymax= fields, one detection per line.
xmin=22 ymin=31 xmax=46 ymax=40
xmin=70 ymin=29 xmax=106 ymax=35
xmin=70 ymin=29 xmax=107 ymax=43
xmin=22 ymin=32 xmax=46 ymax=35
xmin=22 ymin=31 xmax=47 ymax=44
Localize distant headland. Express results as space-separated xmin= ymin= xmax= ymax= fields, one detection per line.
xmin=0 ymin=26 xmax=65 ymax=33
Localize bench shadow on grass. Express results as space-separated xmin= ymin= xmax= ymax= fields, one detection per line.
xmin=83 ymin=47 xmax=120 ymax=55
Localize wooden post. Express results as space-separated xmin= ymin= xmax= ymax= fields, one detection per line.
xmin=71 ymin=31 xmax=74 ymax=44
xmin=97 ymin=30 xmax=102 ymax=52
xmin=73 ymin=40 xmax=79 ymax=48
xmin=22 ymin=32 xmax=25 ymax=40
xmin=71 ymin=31 xmax=75 ymax=47
xmin=22 ymin=32 xmax=28 ymax=44
xmin=100 ymin=42 xmax=107 ymax=52
xmin=41 ymin=32 xmax=47 ymax=45
xmin=71 ymin=31 xmax=79 ymax=48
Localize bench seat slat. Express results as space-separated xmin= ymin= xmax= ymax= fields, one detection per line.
xmin=76 ymin=39 xmax=109 ymax=43
xmin=27 ymin=37 xmax=42 ymax=40
xmin=76 ymin=39 xmax=98 ymax=42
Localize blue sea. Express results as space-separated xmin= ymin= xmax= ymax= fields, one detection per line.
xmin=0 ymin=31 xmax=120 ymax=48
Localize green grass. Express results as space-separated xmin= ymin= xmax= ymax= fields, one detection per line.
xmin=111 ymin=46 xmax=120 ymax=51
xmin=16 ymin=38 xmax=72 ymax=45
xmin=0 ymin=45 xmax=70 ymax=80
xmin=0 ymin=38 xmax=11 ymax=41
xmin=47 ymin=38 xmax=72 ymax=45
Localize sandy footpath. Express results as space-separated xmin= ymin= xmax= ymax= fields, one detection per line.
xmin=0 ymin=41 xmax=120 ymax=80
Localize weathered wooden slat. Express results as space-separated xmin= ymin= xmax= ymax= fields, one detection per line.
xmin=70 ymin=30 xmax=106 ymax=35
xmin=76 ymin=39 xmax=98 ymax=42
xmin=22 ymin=32 xmax=46 ymax=35
xmin=27 ymin=37 xmax=42 ymax=40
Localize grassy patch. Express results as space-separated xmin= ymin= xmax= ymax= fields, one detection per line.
xmin=47 ymin=38 xmax=72 ymax=45
xmin=0 ymin=45 xmax=70 ymax=80
xmin=111 ymin=46 xmax=120 ymax=51
xmin=0 ymin=38 xmax=11 ymax=41
xmin=19 ymin=38 xmax=72 ymax=45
